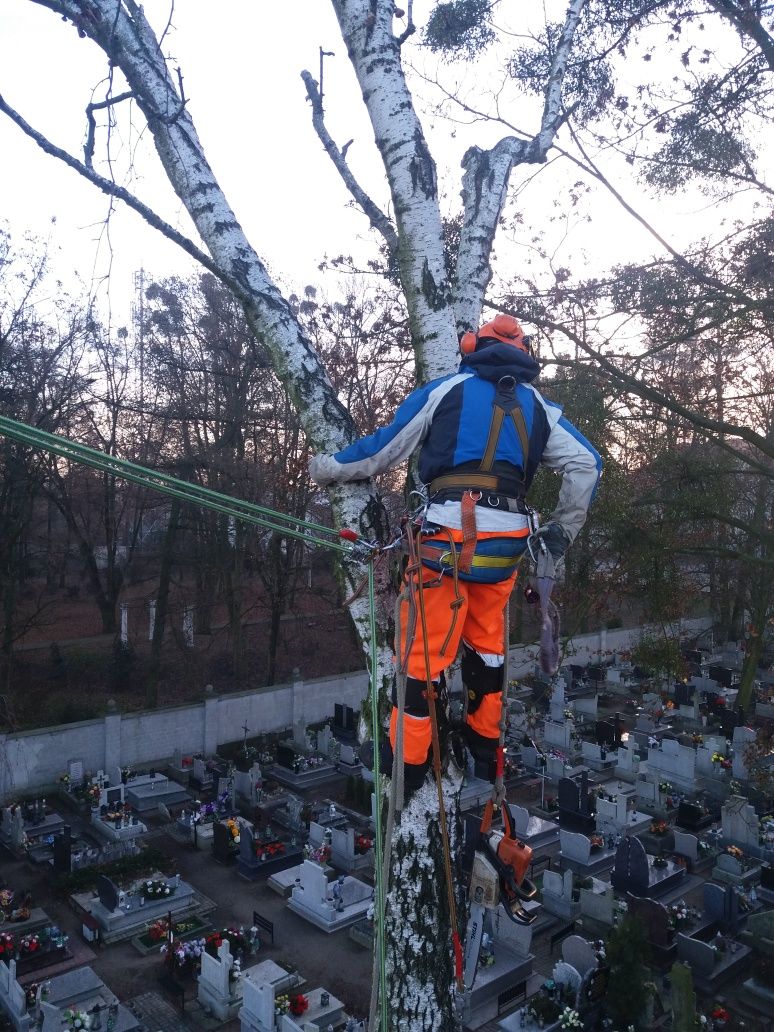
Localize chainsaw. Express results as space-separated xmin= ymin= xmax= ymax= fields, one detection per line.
xmin=463 ymin=802 xmax=537 ymax=989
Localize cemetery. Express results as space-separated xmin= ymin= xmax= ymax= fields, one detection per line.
xmin=0 ymin=628 xmax=771 ymax=1032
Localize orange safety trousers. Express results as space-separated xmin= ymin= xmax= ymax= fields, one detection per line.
xmin=391 ymin=527 xmax=525 ymax=766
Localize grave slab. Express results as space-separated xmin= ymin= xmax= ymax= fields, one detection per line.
xmin=286 ymin=861 xmax=372 ymax=932
xmin=124 ymin=774 xmax=190 ymax=813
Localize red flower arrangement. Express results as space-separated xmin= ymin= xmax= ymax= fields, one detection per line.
xmin=355 ymin=835 xmax=373 ymax=855
xmin=289 ymin=993 xmax=309 ymax=1017
xmin=650 ymin=820 xmax=668 ymax=835
xmin=19 ymin=934 xmax=40 ymax=954
xmin=0 ymin=932 xmax=14 ymax=957
xmin=711 ymin=1005 xmax=729 ymax=1022
xmin=256 ymin=840 xmax=285 ymax=860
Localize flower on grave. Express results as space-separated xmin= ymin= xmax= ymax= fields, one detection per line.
xmin=63 ymin=1008 xmax=90 ymax=1029
xmin=141 ymin=879 xmax=175 ymax=900
xmin=691 ymin=733 xmax=704 ymax=745
xmin=290 ymin=993 xmax=309 ymax=1016
xmin=559 ymin=1007 xmax=582 ymax=1030
xmin=355 ymin=835 xmax=373 ymax=855
xmin=589 ymin=834 xmax=604 ymax=852
xmin=0 ymin=932 xmax=15 ymax=956
xmin=87 ymin=784 xmax=101 ymax=804
xmin=310 ymin=844 xmax=331 ymax=865
xmin=668 ymin=901 xmax=690 ymax=928
xmin=658 ymin=781 xmax=672 ymax=795
xmin=726 ymin=845 xmax=744 ymax=860
xmin=652 ymin=855 xmax=669 ymax=869
xmin=19 ymin=934 xmax=40 ymax=953
xmin=59 ymin=773 xmax=70 ymax=785
xmin=0 ymin=889 xmax=13 ymax=910
xmin=711 ymin=1005 xmax=730 ymax=1022
xmin=650 ymin=820 xmax=668 ymax=835
xmin=225 ymin=818 xmax=240 ymax=841
xmin=275 ymin=993 xmax=290 ymax=1016
xmin=146 ymin=919 xmax=168 ymax=943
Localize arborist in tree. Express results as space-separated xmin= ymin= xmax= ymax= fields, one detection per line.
xmin=310 ymin=314 xmax=602 ymax=798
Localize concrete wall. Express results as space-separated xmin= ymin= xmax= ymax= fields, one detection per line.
xmin=0 ymin=618 xmax=710 ymax=802
xmin=0 ymin=669 xmax=369 ymax=802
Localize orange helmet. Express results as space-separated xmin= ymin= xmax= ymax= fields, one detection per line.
xmin=459 ymin=313 xmax=530 ymax=355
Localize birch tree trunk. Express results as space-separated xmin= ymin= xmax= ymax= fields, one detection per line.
xmin=14 ymin=3 xmax=588 ymax=1027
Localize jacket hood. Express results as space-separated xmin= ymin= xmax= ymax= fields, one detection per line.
xmin=459 ymin=342 xmax=540 ymax=384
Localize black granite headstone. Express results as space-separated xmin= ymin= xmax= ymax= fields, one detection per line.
xmin=213 ymin=821 xmax=236 ymax=864
xmin=558 ymin=771 xmax=595 ymax=833
xmin=333 ymin=703 xmax=357 ymax=740
xmin=276 ymin=744 xmax=296 ymax=771
xmin=595 ymin=720 xmax=616 ymax=748
xmin=708 ymin=665 xmax=734 ymax=688
xmin=676 ymin=801 xmax=713 ymax=832
xmin=674 ymin=683 xmax=693 ymax=706
xmin=53 ymin=825 xmax=72 ymax=874
xmin=761 ymin=863 xmax=774 ymax=891
xmin=610 ymin=836 xmax=649 ymax=896
xmin=96 ymin=875 xmax=120 ymax=912
xmin=627 ymin=893 xmax=671 ymax=947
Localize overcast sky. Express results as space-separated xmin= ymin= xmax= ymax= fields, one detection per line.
xmin=0 ymin=2 xmax=746 ymax=339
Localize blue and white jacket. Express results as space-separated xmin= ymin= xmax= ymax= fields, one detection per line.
xmin=309 ymin=344 xmax=602 ymax=541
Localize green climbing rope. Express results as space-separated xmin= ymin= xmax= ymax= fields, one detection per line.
xmin=0 ymin=413 xmax=389 ymax=1030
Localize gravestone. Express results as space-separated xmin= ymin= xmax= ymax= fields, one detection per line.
xmin=541 ymin=869 xmax=576 ymax=919
xmin=198 ymin=939 xmax=238 ymax=1022
xmin=53 ymin=825 xmax=73 ymax=873
xmin=731 ymin=726 xmax=757 ymax=780
xmin=703 ymin=882 xmax=739 ymax=935
xmin=276 ymin=744 xmax=296 ymax=771
xmin=561 ymin=935 xmax=597 ymax=977
xmin=240 ymin=977 xmax=275 ymax=1032
xmin=672 ymin=830 xmax=699 ymax=864
xmin=627 ymin=894 xmax=672 ymax=955
xmin=96 ymin=874 xmax=120 ymax=912
xmin=192 ymin=757 xmax=213 ymax=790
xmin=579 ymin=884 xmax=614 ymax=927
xmin=722 ymin=795 xmax=759 ymax=849
xmin=676 ymin=801 xmax=712 ymax=833
xmin=552 ymin=960 xmax=582 ymax=1003
xmin=611 ymin=836 xmax=649 ymax=896
xmin=558 ymin=771 xmax=595 ymax=833
xmin=67 ymin=759 xmax=84 ymax=787
xmin=333 ymin=703 xmax=357 ymax=741
xmin=213 ymin=820 xmax=237 ymax=864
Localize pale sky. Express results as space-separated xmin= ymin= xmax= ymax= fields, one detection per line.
xmin=0 ymin=2 xmax=753 ymax=337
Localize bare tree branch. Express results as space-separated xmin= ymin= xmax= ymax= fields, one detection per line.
xmin=301 ymin=70 xmax=399 ymax=257
xmin=84 ymin=89 xmax=133 ymax=168
xmin=0 ymin=91 xmax=244 ymax=299
xmin=524 ymin=310 xmax=774 ymax=462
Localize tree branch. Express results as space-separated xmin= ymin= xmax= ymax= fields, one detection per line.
xmin=525 ymin=311 xmax=774 ymax=461
xmin=301 ymin=70 xmax=399 ymax=257
xmin=0 ymin=91 xmax=243 ymax=297
xmin=84 ymin=89 xmax=133 ymax=168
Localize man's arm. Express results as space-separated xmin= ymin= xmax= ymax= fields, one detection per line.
xmin=309 ymin=373 xmax=466 ymax=486
xmin=535 ymin=402 xmax=603 ymax=546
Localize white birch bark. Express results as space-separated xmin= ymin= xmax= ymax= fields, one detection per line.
xmin=454 ymin=0 xmax=588 ymax=330
xmin=331 ymin=0 xmax=459 ymax=382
